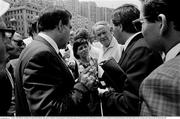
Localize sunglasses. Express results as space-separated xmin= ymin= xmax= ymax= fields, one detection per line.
xmin=12 ymin=40 xmax=25 ymax=47
xmin=0 ymin=28 xmax=15 ymax=39
xmin=132 ymin=16 xmax=152 ymax=25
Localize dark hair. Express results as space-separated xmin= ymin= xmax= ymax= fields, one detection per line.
xmin=73 ymin=28 xmax=90 ymax=59
xmin=28 ymin=16 xmax=39 ymax=36
xmin=29 ymin=22 xmax=38 ymax=37
xmin=38 ymin=7 xmax=72 ymax=32
xmin=74 ymin=28 xmax=90 ymax=41
xmin=141 ymin=0 xmax=180 ymax=31
xmin=112 ymin=4 xmax=140 ymax=33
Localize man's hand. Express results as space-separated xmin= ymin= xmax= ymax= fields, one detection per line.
xmin=79 ymin=71 xmax=98 ymax=91
xmin=98 ymin=88 xmax=109 ymax=96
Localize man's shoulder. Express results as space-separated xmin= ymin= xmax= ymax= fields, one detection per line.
xmin=141 ymin=56 xmax=180 ymax=102
xmin=146 ymin=56 xmax=180 ymax=81
xmin=125 ymin=33 xmax=149 ymax=52
xmin=27 ymin=40 xmax=48 ymax=51
xmin=20 ymin=39 xmax=52 ymax=61
xmin=133 ymin=36 xmax=150 ymax=49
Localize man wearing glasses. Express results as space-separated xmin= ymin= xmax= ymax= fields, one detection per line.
xmin=139 ymin=0 xmax=180 ymax=116
xmin=0 ymin=0 xmax=16 ymax=115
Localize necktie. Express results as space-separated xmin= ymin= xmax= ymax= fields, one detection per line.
xmin=58 ymin=52 xmax=63 ymax=58
xmin=121 ymin=47 xmax=125 ymax=56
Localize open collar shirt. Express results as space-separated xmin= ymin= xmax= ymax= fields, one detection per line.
xmin=99 ymin=36 xmax=123 ymax=63
xmin=165 ymin=43 xmax=180 ymax=62
xmin=38 ymin=32 xmax=59 ymax=54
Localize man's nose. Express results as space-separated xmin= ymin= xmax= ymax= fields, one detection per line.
xmin=6 ymin=42 xmax=14 ymax=51
xmin=100 ymin=33 xmax=105 ymax=38
xmin=20 ymin=44 xmax=25 ymax=49
xmin=82 ymin=47 xmax=86 ymax=51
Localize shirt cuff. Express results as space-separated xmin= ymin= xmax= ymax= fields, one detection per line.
xmin=98 ymin=66 xmax=104 ymax=78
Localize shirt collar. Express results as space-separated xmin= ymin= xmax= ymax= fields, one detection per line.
xmin=123 ymin=32 xmax=140 ymax=51
xmin=103 ymin=36 xmax=117 ymax=52
xmin=38 ymin=32 xmax=59 ymax=54
xmin=165 ymin=43 xmax=180 ymax=62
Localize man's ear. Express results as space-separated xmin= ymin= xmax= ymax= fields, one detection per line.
xmin=158 ymin=14 xmax=168 ymax=36
xmin=57 ymin=20 xmax=63 ymax=32
xmin=117 ymin=24 xmax=123 ymax=32
xmin=110 ymin=26 xmax=113 ymax=32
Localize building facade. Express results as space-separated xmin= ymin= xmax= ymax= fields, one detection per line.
xmin=3 ymin=2 xmax=40 ymax=37
xmin=63 ymin=0 xmax=79 ymax=15
xmin=3 ymin=0 xmax=113 ymax=37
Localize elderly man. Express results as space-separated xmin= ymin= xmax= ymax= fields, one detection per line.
xmin=93 ymin=21 xmax=123 ymax=63
xmin=15 ymin=7 xmax=98 ymax=116
xmin=139 ymin=0 xmax=180 ymax=116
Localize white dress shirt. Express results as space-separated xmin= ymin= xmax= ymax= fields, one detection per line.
xmin=38 ymin=32 xmax=59 ymax=54
xmin=123 ymin=32 xmax=141 ymax=51
xmin=165 ymin=43 xmax=180 ymax=62
xmin=98 ymin=36 xmax=123 ymax=78
xmin=23 ymin=36 xmax=33 ymax=46
xmin=98 ymin=36 xmax=123 ymax=63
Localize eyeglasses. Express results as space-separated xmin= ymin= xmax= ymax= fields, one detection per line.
xmin=132 ymin=16 xmax=152 ymax=31
xmin=132 ymin=16 xmax=151 ymax=24
xmin=0 ymin=28 xmax=15 ymax=39
xmin=12 ymin=40 xmax=25 ymax=47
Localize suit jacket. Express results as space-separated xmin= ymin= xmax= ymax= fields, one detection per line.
xmin=140 ymin=55 xmax=180 ymax=116
xmin=0 ymin=68 xmax=12 ymax=116
xmin=101 ymin=32 xmax=163 ymax=116
xmin=15 ymin=35 xmax=93 ymax=116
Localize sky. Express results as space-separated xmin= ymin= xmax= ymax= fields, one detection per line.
xmin=79 ymin=0 xmax=142 ymax=9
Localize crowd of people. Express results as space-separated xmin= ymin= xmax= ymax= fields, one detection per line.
xmin=0 ymin=0 xmax=180 ymax=116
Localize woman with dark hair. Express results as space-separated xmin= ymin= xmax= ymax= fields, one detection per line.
xmin=73 ymin=28 xmax=101 ymax=116
xmin=73 ymin=29 xmax=98 ymax=75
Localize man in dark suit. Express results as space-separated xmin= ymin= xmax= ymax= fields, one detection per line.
xmin=98 ymin=4 xmax=163 ymax=116
xmin=15 ymin=7 xmax=98 ymax=116
xmin=139 ymin=0 xmax=180 ymax=116
xmin=0 ymin=0 xmax=16 ymax=115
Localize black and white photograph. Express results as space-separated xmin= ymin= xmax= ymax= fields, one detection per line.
xmin=0 ymin=0 xmax=180 ymax=117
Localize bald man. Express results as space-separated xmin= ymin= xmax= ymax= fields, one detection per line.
xmin=93 ymin=21 xmax=123 ymax=64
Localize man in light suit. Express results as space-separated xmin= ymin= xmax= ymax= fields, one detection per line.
xmin=15 ymin=7 xmax=98 ymax=116
xmin=98 ymin=4 xmax=163 ymax=116
xmin=139 ymin=0 xmax=180 ymax=116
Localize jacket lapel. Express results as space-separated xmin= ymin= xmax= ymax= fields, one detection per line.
xmin=118 ymin=32 xmax=143 ymax=66
xmin=35 ymin=36 xmax=74 ymax=81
